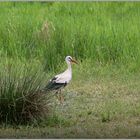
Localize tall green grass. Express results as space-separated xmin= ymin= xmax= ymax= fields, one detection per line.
xmin=0 ymin=2 xmax=140 ymax=72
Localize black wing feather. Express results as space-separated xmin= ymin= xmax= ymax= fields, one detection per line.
xmin=44 ymin=76 xmax=67 ymax=92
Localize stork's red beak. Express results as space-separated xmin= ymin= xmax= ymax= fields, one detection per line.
xmin=71 ymin=59 xmax=78 ymax=64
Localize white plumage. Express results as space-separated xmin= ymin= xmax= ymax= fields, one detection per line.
xmin=44 ymin=56 xmax=77 ymax=103
xmin=52 ymin=69 xmax=72 ymax=84
xmin=50 ymin=58 xmax=72 ymax=83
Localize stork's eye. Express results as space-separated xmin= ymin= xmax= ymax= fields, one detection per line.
xmin=68 ymin=57 xmax=71 ymax=61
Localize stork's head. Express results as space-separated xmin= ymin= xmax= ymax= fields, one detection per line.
xmin=65 ymin=56 xmax=78 ymax=64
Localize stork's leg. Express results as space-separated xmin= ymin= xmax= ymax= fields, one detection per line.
xmin=59 ymin=89 xmax=64 ymax=104
xmin=55 ymin=89 xmax=64 ymax=104
xmin=55 ymin=91 xmax=60 ymax=100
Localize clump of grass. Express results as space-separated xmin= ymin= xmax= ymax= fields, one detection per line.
xmin=101 ymin=111 xmax=111 ymax=123
xmin=0 ymin=60 xmax=52 ymax=125
xmin=37 ymin=20 xmax=55 ymax=42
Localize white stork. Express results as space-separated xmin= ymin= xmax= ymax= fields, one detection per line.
xmin=44 ymin=56 xmax=78 ymax=103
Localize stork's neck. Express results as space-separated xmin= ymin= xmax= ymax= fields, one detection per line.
xmin=67 ymin=63 xmax=72 ymax=73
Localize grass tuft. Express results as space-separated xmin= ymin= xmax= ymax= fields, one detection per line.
xmin=0 ymin=60 xmax=51 ymax=125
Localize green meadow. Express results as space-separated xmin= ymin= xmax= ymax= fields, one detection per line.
xmin=0 ymin=2 xmax=140 ymax=138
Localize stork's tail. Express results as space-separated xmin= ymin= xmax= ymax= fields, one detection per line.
xmin=41 ymin=82 xmax=55 ymax=93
